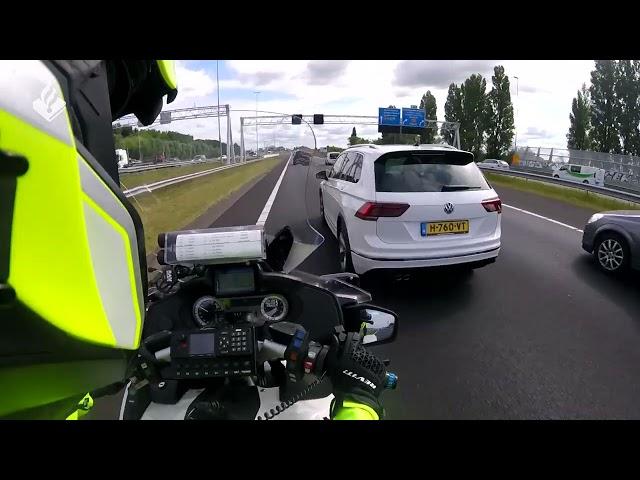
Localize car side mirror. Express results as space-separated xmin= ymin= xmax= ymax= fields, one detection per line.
xmin=316 ymin=170 xmax=328 ymax=180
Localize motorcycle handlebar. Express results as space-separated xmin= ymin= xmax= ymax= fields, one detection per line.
xmin=143 ymin=328 xmax=397 ymax=390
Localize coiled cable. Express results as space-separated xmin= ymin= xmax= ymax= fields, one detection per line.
xmin=256 ymin=372 xmax=327 ymax=420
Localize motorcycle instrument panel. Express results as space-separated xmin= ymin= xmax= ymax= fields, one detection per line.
xmin=191 ymin=294 xmax=289 ymax=326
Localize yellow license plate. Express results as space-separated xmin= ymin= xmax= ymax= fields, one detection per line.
xmin=422 ymin=220 xmax=469 ymax=236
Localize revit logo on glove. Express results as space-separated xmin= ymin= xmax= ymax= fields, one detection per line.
xmin=342 ymin=370 xmax=377 ymax=389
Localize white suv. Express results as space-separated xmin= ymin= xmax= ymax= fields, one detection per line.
xmin=318 ymin=144 xmax=502 ymax=275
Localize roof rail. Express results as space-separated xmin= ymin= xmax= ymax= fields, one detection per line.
xmin=417 ymin=142 xmax=457 ymax=149
xmin=346 ymin=144 xmax=378 ymax=149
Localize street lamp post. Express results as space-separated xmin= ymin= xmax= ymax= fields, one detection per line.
xmin=254 ymin=91 xmax=260 ymax=156
xmin=513 ymin=75 xmax=519 ymax=150
xmin=217 ymin=61 xmax=223 ymax=163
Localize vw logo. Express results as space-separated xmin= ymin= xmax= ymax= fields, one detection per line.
xmin=444 ymin=202 xmax=455 ymax=214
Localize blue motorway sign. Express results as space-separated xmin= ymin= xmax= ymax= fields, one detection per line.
xmin=402 ymin=108 xmax=426 ymax=127
xmin=378 ymin=107 xmax=401 ymax=126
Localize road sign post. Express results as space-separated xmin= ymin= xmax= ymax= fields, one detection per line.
xmin=401 ymin=108 xmax=426 ymax=135
xmin=378 ymin=107 xmax=401 ymax=134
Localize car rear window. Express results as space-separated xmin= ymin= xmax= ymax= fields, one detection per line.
xmin=374 ymin=151 xmax=490 ymax=192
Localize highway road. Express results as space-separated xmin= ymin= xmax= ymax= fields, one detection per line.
xmin=259 ymin=156 xmax=640 ymax=419
xmin=90 ymin=154 xmax=640 ymax=419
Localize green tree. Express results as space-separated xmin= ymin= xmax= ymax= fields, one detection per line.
xmin=442 ymin=83 xmax=463 ymax=145
xmin=615 ymin=60 xmax=640 ymax=155
xmin=590 ymin=60 xmax=620 ymax=153
xmin=419 ymin=91 xmax=438 ymax=143
xmin=567 ymin=83 xmax=592 ymax=150
xmin=485 ymin=66 xmax=515 ymax=159
xmin=349 ymin=126 xmax=370 ymax=145
xmin=460 ymin=74 xmax=487 ymax=159
xmin=348 ymin=135 xmax=369 ymax=146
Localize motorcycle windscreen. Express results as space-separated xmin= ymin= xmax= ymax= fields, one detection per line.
xmin=262 ymin=143 xmax=325 ymax=274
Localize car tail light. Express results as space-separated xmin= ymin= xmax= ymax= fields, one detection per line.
xmin=355 ymin=202 xmax=410 ymax=221
xmin=482 ymin=197 xmax=502 ymax=214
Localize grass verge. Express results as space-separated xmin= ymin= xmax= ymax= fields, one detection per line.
xmin=485 ymin=172 xmax=640 ymax=212
xmin=130 ymin=157 xmax=282 ymax=252
xmin=120 ymin=161 xmax=221 ymax=189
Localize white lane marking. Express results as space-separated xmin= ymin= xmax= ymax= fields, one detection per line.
xmin=503 ymin=203 xmax=584 ymax=233
xmin=256 ymin=156 xmax=291 ymax=226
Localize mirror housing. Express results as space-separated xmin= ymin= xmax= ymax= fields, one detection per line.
xmin=316 ymin=170 xmax=328 ymax=181
xmin=343 ymin=304 xmax=398 ymax=346
xmin=320 ymin=272 xmax=360 ymax=287
xmin=265 ymin=226 xmax=294 ymax=271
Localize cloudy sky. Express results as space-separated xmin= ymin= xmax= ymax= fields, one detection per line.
xmin=153 ymin=60 xmax=595 ymax=150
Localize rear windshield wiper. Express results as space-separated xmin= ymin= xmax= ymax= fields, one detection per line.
xmin=441 ymin=185 xmax=482 ymax=192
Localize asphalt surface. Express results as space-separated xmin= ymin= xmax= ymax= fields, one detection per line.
xmin=263 ymin=157 xmax=640 ymax=419
xmin=91 ymin=154 xmax=640 ymax=419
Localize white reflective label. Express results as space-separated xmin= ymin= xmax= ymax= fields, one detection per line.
xmin=175 ymin=230 xmax=263 ymax=262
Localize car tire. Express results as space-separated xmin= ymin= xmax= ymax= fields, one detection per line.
xmin=319 ymin=190 xmax=327 ymax=226
xmin=594 ymin=232 xmax=630 ymax=274
xmin=337 ymin=220 xmax=355 ymax=273
xmin=583 ymin=180 xmax=589 ymax=184
xmin=553 ymin=174 xmax=560 ymax=178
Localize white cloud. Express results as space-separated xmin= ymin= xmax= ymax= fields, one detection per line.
xmin=149 ymin=60 xmax=596 ymax=150
xmin=173 ymin=61 xmax=217 ymax=100
xmin=394 ymin=60 xmax=496 ymax=89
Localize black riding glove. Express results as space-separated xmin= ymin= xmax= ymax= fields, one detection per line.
xmin=326 ymin=330 xmax=388 ymax=419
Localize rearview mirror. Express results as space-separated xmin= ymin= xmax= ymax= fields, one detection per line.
xmin=359 ymin=307 xmax=398 ymax=346
xmin=265 ymin=226 xmax=294 ymax=271
xmin=316 ymin=170 xmax=328 ymax=180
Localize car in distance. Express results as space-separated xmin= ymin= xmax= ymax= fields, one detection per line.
xmin=292 ymin=149 xmax=311 ymax=166
xmin=326 ymin=151 xmax=340 ymax=166
xmin=582 ymin=210 xmax=640 ymax=274
xmin=478 ymin=158 xmax=510 ymax=171
xmin=316 ymin=144 xmax=502 ymax=275
xmin=192 ymin=154 xmax=206 ymax=162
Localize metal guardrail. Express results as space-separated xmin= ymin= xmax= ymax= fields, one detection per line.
xmin=120 ymin=156 xmax=262 ymax=174
xmin=119 ymin=160 xmax=208 ymax=174
xmin=484 ymin=168 xmax=640 ymax=204
xmin=123 ymin=158 xmax=265 ymax=197
xmin=514 ymin=146 xmax=640 ymax=193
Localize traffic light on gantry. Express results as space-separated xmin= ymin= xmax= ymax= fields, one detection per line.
xmin=292 ymin=115 xmax=302 ymax=125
